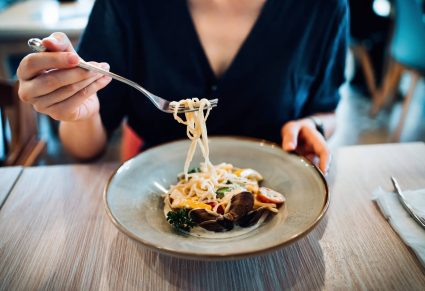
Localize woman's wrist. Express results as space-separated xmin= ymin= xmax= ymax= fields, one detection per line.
xmin=303 ymin=113 xmax=336 ymax=139
xmin=59 ymin=112 xmax=107 ymax=160
xmin=307 ymin=116 xmax=326 ymax=139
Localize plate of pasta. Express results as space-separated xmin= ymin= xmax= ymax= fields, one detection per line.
xmin=104 ymin=99 xmax=329 ymax=260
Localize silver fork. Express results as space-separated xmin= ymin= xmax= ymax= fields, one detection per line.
xmin=391 ymin=177 xmax=425 ymax=229
xmin=27 ymin=38 xmax=218 ymax=114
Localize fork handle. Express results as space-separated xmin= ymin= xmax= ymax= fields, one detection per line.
xmin=27 ymin=38 xmax=218 ymax=113
xmin=27 ymin=38 xmax=154 ymax=101
xmin=77 ymin=61 xmax=152 ymax=97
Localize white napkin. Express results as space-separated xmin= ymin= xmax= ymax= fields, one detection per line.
xmin=373 ymin=187 xmax=425 ymax=266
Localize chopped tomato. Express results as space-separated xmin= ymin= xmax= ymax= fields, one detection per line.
xmin=257 ymin=187 xmax=286 ymax=204
xmin=206 ymin=202 xmax=217 ymax=208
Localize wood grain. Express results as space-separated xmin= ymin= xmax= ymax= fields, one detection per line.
xmin=324 ymin=142 xmax=425 ymax=289
xmin=0 ymin=144 xmax=425 ymax=290
xmin=0 ymin=166 xmax=22 ymax=208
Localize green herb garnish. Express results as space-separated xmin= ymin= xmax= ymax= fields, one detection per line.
xmin=188 ymin=167 xmax=201 ymax=174
xmin=178 ymin=167 xmax=201 ymax=181
xmin=166 ymin=209 xmax=196 ymax=232
xmin=216 ymin=187 xmax=232 ymax=199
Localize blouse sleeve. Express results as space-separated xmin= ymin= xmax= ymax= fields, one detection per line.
xmin=77 ymin=0 xmax=131 ymax=137
xmin=301 ymin=2 xmax=349 ymax=116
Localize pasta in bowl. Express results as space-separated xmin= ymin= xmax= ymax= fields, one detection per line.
xmin=165 ymin=163 xmax=286 ymax=235
xmin=163 ymin=98 xmax=286 ymax=236
xmin=104 ymin=98 xmax=328 ymax=259
xmin=104 ymin=137 xmax=328 ymax=260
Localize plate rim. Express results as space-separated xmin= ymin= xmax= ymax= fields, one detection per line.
xmin=103 ymin=136 xmax=330 ymax=260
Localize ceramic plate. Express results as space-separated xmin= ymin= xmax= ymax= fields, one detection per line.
xmin=104 ymin=137 xmax=329 ymax=260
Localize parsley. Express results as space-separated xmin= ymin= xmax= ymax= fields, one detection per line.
xmin=188 ymin=167 xmax=201 ymax=174
xmin=178 ymin=167 xmax=201 ymax=181
xmin=216 ymin=187 xmax=231 ymax=199
xmin=166 ymin=209 xmax=196 ymax=232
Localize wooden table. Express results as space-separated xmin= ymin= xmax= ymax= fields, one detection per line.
xmin=0 ymin=143 xmax=424 ymax=290
xmin=0 ymin=166 xmax=22 ymax=208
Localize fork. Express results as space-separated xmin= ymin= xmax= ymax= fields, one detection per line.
xmin=27 ymin=38 xmax=218 ymax=114
xmin=391 ymin=177 xmax=425 ymax=229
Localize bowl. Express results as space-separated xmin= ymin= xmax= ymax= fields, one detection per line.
xmin=104 ymin=137 xmax=329 ymax=260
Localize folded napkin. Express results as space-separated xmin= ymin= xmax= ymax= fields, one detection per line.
xmin=373 ymin=187 xmax=425 ymax=266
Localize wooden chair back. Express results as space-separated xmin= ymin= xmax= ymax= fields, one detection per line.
xmin=0 ymin=79 xmax=45 ymax=166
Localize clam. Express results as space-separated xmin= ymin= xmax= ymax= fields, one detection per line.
xmin=199 ymin=216 xmax=234 ymax=232
xmin=224 ymin=191 xmax=254 ymax=222
xmin=189 ymin=208 xmax=234 ymax=232
xmin=189 ymin=208 xmax=220 ymax=224
xmin=238 ymin=207 xmax=269 ymax=227
xmin=187 ymin=191 xmax=256 ymax=232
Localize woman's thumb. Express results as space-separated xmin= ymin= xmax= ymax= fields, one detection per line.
xmin=42 ymin=32 xmax=76 ymax=53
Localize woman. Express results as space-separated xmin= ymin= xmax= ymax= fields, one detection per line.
xmin=16 ymin=0 xmax=348 ymax=174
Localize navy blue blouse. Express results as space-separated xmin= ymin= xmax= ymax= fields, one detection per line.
xmin=78 ymin=0 xmax=348 ymax=148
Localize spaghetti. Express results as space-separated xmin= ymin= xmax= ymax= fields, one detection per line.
xmin=165 ymin=98 xmax=285 ymax=232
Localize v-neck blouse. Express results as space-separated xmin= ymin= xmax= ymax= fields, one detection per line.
xmin=78 ymin=0 xmax=348 ymax=148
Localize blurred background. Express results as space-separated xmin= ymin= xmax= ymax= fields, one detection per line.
xmin=0 ymin=0 xmax=424 ymax=167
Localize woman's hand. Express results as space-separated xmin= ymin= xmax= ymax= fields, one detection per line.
xmin=281 ymin=118 xmax=331 ymax=174
xmin=16 ymin=32 xmax=112 ymax=122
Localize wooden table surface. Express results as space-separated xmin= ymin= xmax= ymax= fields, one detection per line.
xmin=0 ymin=166 xmax=22 ymax=208
xmin=0 ymin=143 xmax=424 ymax=290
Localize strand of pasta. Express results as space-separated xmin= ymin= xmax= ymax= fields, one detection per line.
xmin=168 ymin=99 xmax=279 ymax=214
xmin=171 ymin=98 xmax=216 ymax=181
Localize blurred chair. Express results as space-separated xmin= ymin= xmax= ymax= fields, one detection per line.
xmin=370 ymin=0 xmax=425 ymax=141
xmin=0 ymin=79 xmax=45 ymax=166
xmin=120 ymin=122 xmax=143 ymax=162
xmin=350 ymin=45 xmax=378 ymax=98
xmin=349 ymin=0 xmax=393 ymax=98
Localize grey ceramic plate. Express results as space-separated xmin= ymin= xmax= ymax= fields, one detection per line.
xmin=104 ymin=137 xmax=329 ymax=260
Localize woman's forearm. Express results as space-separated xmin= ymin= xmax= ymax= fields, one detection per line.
xmin=59 ymin=113 xmax=108 ymax=160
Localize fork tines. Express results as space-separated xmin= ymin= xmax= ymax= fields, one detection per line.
xmin=170 ymin=99 xmax=218 ymax=112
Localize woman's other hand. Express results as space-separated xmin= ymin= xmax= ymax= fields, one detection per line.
xmin=281 ymin=118 xmax=331 ymax=175
xmin=16 ymin=32 xmax=112 ymax=122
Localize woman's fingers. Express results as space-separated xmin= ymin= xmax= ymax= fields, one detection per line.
xmin=42 ymin=32 xmax=76 ymax=53
xmin=281 ymin=121 xmax=301 ymax=151
xmin=301 ymin=126 xmax=330 ymax=174
xmin=17 ymin=32 xmax=78 ymax=81
xmin=17 ymin=52 xmax=79 ymax=81
xmin=21 ymin=62 xmax=108 ymax=100
xmin=281 ymin=119 xmax=331 ymax=174
xmin=33 ymin=73 xmax=102 ymax=111
xmin=45 ymin=75 xmax=112 ymax=121
xmin=16 ymin=32 xmax=110 ymax=122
